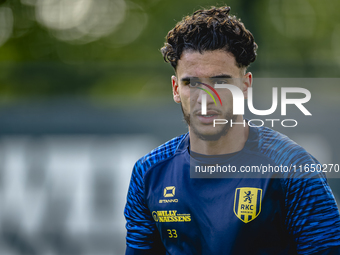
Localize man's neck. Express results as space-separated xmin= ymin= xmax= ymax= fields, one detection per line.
xmin=189 ymin=116 xmax=249 ymax=155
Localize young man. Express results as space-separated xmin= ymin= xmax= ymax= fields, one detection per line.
xmin=124 ymin=6 xmax=340 ymax=255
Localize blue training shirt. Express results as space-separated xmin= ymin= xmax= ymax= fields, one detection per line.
xmin=124 ymin=125 xmax=340 ymax=254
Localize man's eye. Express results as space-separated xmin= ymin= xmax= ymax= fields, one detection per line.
xmin=189 ymin=82 xmax=200 ymax=88
xmin=212 ymin=79 xmax=229 ymax=84
xmin=211 ymin=78 xmax=233 ymax=84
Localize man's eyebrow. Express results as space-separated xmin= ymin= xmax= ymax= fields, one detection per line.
xmin=181 ymin=75 xmax=232 ymax=81
xmin=181 ymin=76 xmax=197 ymax=82
xmin=210 ymin=75 xmax=233 ymax=79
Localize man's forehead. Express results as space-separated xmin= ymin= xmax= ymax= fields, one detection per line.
xmin=176 ymin=49 xmax=241 ymax=78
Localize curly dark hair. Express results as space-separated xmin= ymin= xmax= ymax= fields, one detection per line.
xmin=161 ymin=6 xmax=258 ymax=70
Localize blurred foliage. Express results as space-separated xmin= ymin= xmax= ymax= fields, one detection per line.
xmin=0 ymin=0 xmax=339 ymax=100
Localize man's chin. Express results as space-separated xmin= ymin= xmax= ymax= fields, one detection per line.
xmin=190 ymin=126 xmax=229 ymax=141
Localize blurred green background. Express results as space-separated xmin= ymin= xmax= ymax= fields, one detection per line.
xmin=0 ymin=0 xmax=339 ymax=102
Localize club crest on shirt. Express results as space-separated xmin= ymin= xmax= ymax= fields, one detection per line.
xmin=233 ymin=187 xmax=262 ymax=223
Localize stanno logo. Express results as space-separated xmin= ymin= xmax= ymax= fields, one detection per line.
xmin=159 ymin=186 xmax=178 ymax=203
xmin=164 ymin=186 xmax=175 ymax=197
xmin=159 ymin=199 xmax=178 ymax=203
xmin=233 ymin=187 xmax=262 ymax=223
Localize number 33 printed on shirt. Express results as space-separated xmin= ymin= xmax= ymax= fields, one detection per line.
xmin=167 ymin=229 xmax=177 ymax=238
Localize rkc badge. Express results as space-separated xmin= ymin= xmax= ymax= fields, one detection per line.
xmin=233 ymin=187 xmax=262 ymax=223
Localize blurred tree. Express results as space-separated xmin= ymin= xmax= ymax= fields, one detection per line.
xmin=0 ymin=0 xmax=338 ymax=101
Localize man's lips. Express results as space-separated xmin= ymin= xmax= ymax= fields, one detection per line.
xmin=193 ymin=109 xmax=220 ymax=116
xmin=193 ymin=110 xmax=221 ymax=124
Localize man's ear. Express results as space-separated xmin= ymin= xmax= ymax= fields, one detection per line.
xmin=172 ymin=75 xmax=181 ymax=103
xmin=242 ymin=72 xmax=252 ymax=99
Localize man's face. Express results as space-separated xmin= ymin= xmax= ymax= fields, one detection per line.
xmin=172 ymin=50 xmax=251 ymax=141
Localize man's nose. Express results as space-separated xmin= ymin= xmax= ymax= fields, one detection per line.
xmin=197 ymin=88 xmax=215 ymax=105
